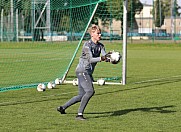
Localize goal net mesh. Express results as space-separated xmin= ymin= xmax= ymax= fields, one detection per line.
xmin=0 ymin=0 xmax=123 ymax=92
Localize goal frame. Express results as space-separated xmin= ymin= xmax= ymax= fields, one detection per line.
xmin=62 ymin=0 xmax=128 ymax=85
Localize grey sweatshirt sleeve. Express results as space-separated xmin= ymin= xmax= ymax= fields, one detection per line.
xmin=101 ymin=46 xmax=107 ymax=56
xmin=83 ymin=45 xmax=101 ymax=63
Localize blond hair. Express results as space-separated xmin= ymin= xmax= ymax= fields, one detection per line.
xmin=88 ymin=24 xmax=101 ymax=35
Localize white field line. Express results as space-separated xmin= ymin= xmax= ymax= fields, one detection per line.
xmin=6 ymin=75 xmax=181 ymax=105
xmin=0 ymin=81 xmax=121 ymax=106
xmin=64 ymin=80 xmax=122 ymax=85
xmin=0 ymin=58 xmax=69 ymax=63
xmin=134 ymin=75 xmax=181 ymax=84
xmin=0 ymin=90 xmax=77 ymax=106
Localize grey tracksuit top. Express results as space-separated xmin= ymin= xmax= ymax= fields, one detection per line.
xmin=76 ymin=40 xmax=106 ymax=75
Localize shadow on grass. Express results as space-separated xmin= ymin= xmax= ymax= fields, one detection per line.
xmin=87 ymin=105 xmax=176 ymax=119
xmin=96 ymin=77 xmax=181 ymax=96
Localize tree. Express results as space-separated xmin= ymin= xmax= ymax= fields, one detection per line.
xmin=154 ymin=0 xmax=165 ymax=27
xmin=154 ymin=0 xmax=181 ymax=27
xmin=127 ymin=0 xmax=143 ymax=30
xmin=0 ymin=0 xmax=11 ymax=16
xmin=93 ymin=0 xmax=143 ymax=32
xmin=162 ymin=0 xmax=181 ymax=18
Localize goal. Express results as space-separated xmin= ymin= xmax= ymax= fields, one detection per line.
xmin=0 ymin=0 xmax=127 ymax=92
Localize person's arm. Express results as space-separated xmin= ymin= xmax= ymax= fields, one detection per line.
xmin=101 ymin=45 xmax=107 ymax=56
xmin=83 ymin=45 xmax=101 ymax=63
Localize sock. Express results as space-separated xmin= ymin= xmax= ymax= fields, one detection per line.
xmin=78 ymin=113 xmax=83 ymax=116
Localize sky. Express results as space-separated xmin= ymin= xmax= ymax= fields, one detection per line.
xmin=140 ymin=0 xmax=181 ymax=6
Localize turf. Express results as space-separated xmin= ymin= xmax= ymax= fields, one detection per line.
xmin=0 ymin=43 xmax=181 ymax=131
xmin=0 ymin=41 xmax=122 ymax=89
xmin=0 ymin=42 xmax=78 ymax=88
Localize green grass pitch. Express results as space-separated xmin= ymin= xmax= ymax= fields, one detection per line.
xmin=0 ymin=42 xmax=181 ymax=131
xmin=0 ymin=41 xmax=122 ymax=89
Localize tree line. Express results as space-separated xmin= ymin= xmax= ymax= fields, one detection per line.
xmin=0 ymin=0 xmax=180 ymax=37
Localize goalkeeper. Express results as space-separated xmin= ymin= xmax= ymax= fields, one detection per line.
xmin=57 ymin=24 xmax=109 ymax=120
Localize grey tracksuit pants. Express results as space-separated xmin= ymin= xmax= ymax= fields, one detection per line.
xmin=63 ymin=72 xmax=95 ymax=114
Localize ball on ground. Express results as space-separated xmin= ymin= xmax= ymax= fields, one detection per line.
xmin=37 ymin=83 xmax=46 ymax=92
xmin=47 ymin=82 xmax=56 ymax=89
xmin=55 ymin=78 xmax=62 ymax=85
xmin=73 ymin=78 xmax=79 ymax=86
xmin=97 ymin=78 xmax=105 ymax=86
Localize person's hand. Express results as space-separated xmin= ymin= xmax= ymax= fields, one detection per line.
xmin=101 ymin=56 xmax=106 ymax=61
xmin=105 ymin=52 xmax=111 ymax=58
xmin=101 ymin=52 xmax=112 ymax=62
xmin=107 ymin=51 xmax=112 ymax=54
xmin=101 ymin=55 xmax=110 ymax=62
xmin=105 ymin=57 xmax=110 ymax=62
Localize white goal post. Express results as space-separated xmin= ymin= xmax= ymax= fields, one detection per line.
xmin=122 ymin=0 xmax=128 ymax=85
xmin=63 ymin=0 xmax=128 ymax=85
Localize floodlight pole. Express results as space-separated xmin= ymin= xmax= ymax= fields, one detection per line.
xmin=10 ymin=0 xmax=14 ymax=33
xmin=1 ymin=9 xmax=4 ymax=42
xmin=122 ymin=0 xmax=128 ymax=85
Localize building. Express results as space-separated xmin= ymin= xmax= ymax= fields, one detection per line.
xmin=135 ymin=2 xmax=181 ymax=35
xmin=162 ymin=17 xmax=181 ymax=34
xmin=135 ymin=3 xmax=153 ymax=33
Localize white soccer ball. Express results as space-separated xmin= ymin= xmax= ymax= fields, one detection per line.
xmin=47 ymin=82 xmax=56 ymax=89
xmin=73 ymin=78 xmax=79 ymax=86
xmin=55 ymin=78 xmax=62 ymax=85
xmin=110 ymin=51 xmax=122 ymax=64
xmin=37 ymin=83 xmax=46 ymax=92
xmin=97 ymin=78 xmax=105 ymax=86
xmin=52 ymin=83 xmax=56 ymax=88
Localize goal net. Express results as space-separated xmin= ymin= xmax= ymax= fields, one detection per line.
xmin=0 ymin=0 xmax=124 ymax=92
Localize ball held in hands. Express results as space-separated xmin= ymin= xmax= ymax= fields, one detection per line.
xmin=107 ymin=51 xmax=122 ymax=64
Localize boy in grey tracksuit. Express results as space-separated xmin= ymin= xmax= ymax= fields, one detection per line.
xmin=57 ymin=25 xmax=108 ymax=120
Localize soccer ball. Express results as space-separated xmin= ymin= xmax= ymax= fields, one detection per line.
xmin=73 ymin=78 xmax=79 ymax=86
xmin=109 ymin=51 xmax=122 ymax=64
xmin=47 ymin=82 xmax=56 ymax=89
xmin=37 ymin=83 xmax=46 ymax=92
xmin=97 ymin=78 xmax=105 ymax=86
xmin=55 ymin=78 xmax=62 ymax=85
